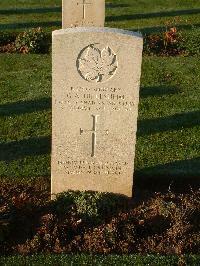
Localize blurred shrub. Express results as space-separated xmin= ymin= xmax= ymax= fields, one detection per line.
xmin=144 ymin=27 xmax=183 ymax=56
xmin=15 ymin=27 xmax=50 ymax=54
xmin=144 ymin=26 xmax=200 ymax=56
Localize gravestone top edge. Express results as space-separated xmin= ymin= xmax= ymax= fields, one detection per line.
xmin=52 ymin=27 xmax=143 ymax=39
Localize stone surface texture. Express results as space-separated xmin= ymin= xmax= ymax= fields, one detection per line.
xmin=62 ymin=0 xmax=105 ymax=28
xmin=52 ymin=27 xmax=143 ymax=197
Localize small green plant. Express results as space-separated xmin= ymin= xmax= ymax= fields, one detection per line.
xmin=53 ymin=191 xmax=102 ymax=224
xmin=54 ymin=191 xmax=128 ymax=224
xmin=15 ymin=27 xmax=49 ymax=54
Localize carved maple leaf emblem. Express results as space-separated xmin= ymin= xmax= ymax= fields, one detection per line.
xmin=77 ymin=45 xmax=118 ymax=83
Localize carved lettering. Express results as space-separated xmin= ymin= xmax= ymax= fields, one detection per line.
xmin=57 ymin=86 xmax=135 ymax=111
xmin=58 ymin=160 xmax=128 ymax=175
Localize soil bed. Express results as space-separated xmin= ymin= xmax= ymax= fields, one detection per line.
xmin=0 ymin=179 xmax=199 ymax=255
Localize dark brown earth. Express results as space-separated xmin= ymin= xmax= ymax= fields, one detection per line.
xmin=0 ymin=179 xmax=199 ymax=255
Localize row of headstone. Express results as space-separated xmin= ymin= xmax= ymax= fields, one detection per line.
xmin=51 ymin=0 xmax=143 ymax=198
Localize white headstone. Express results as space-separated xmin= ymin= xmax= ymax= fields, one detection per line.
xmin=62 ymin=0 xmax=105 ymax=28
xmin=51 ymin=27 xmax=143 ymax=197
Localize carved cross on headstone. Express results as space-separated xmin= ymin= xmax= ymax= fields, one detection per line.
xmin=80 ymin=115 xmax=108 ymax=157
xmin=77 ymin=0 xmax=92 ymax=20
xmin=62 ymin=0 xmax=105 ymax=28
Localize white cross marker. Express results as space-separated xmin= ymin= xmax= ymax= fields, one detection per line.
xmin=80 ymin=115 xmax=108 ymax=157
xmin=77 ymin=0 xmax=92 ymax=19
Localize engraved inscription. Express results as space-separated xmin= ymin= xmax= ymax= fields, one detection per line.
xmin=77 ymin=44 xmax=118 ymax=83
xmin=58 ymin=160 xmax=128 ymax=175
xmin=57 ymin=86 xmax=135 ymax=111
xmin=80 ymin=115 xmax=108 ymax=157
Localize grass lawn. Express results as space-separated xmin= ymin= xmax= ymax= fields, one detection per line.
xmin=0 ymin=54 xmax=199 ymax=187
xmin=1 ymin=254 xmax=200 ymax=266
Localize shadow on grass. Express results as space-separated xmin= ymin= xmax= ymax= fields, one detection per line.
xmin=0 ymin=6 xmax=61 ymax=15
xmin=135 ymin=157 xmax=200 ymax=191
xmin=106 ymin=8 xmax=200 ymax=22
xmin=0 ymin=136 xmax=50 ymax=161
xmin=0 ymin=98 xmax=51 ymax=117
xmin=0 ymin=3 xmax=130 ymax=15
xmin=140 ymin=85 xmax=180 ymax=98
xmin=0 ymin=21 xmax=61 ymax=30
xmin=138 ymin=110 xmax=200 ymax=136
xmin=106 ymin=3 xmax=130 ymax=8
xmin=0 ymin=3 xmax=128 ymax=15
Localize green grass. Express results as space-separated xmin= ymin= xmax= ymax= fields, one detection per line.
xmin=0 ymin=54 xmax=51 ymax=179
xmin=0 ymin=254 xmax=200 ymax=266
xmin=0 ymin=54 xmax=199 ymax=185
xmin=0 ymin=0 xmax=61 ymax=9
xmin=0 ymin=0 xmax=200 ymax=34
xmin=136 ymin=56 xmax=200 ymax=183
